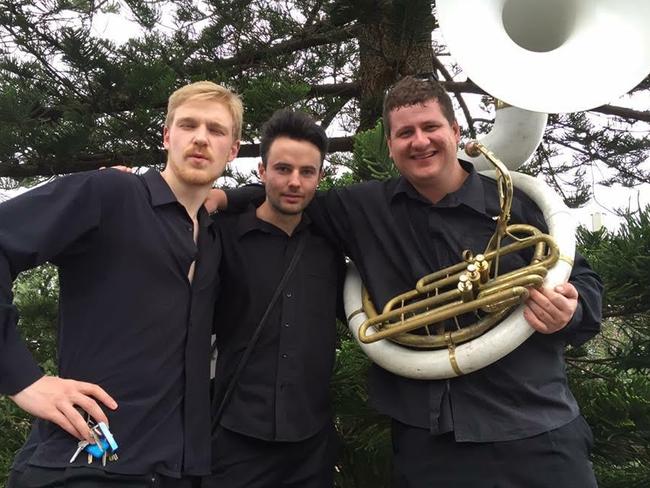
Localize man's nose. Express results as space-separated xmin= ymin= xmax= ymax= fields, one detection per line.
xmin=192 ymin=125 xmax=209 ymax=145
xmin=412 ymin=129 xmax=429 ymax=147
xmin=288 ymin=170 xmax=301 ymax=187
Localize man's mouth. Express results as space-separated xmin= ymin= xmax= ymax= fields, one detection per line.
xmin=412 ymin=151 xmax=437 ymax=160
xmin=188 ymin=153 xmax=209 ymax=161
xmin=282 ymin=193 xmax=303 ymax=203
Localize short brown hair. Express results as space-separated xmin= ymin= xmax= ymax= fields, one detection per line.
xmin=165 ymin=81 xmax=243 ymax=139
xmin=382 ymin=76 xmax=456 ymax=136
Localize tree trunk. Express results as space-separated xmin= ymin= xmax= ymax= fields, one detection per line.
xmin=356 ymin=0 xmax=436 ymax=130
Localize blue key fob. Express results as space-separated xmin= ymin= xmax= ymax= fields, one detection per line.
xmin=86 ymin=438 xmax=110 ymax=458
xmin=84 ymin=422 xmax=119 ymax=459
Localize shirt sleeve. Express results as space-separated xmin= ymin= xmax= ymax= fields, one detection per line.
xmin=557 ymin=251 xmax=603 ymax=347
xmin=0 ymin=172 xmax=102 ymax=395
xmin=223 ymin=184 xmax=266 ymax=213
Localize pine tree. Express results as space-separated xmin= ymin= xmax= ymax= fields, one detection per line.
xmin=0 ymin=0 xmax=648 ymax=202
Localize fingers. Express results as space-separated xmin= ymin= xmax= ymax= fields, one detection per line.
xmin=524 ymin=285 xmax=579 ymax=334
xmin=58 ymin=401 xmax=94 ymax=442
xmin=76 ymin=381 xmax=118 ymax=411
xmin=10 ymin=376 xmax=118 ymax=442
xmin=555 ymin=283 xmax=579 ymax=300
xmin=101 ymin=165 xmax=132 ymax=173
xmin=73 ymin=382 xmax=117 ymax=425
xmin=204 ymin=189 xmax=227 ymax=213
xmin=48 ymin=409 xmax=87 ymax=441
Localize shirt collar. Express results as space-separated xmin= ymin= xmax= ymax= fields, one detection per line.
xmin=390 ymin=159 xmax=488 ymax=216
xmin=236 ymin=204 xmax=312 ymax=239
xmin=142 ymin=169 xmax=178 ymax=207
xmin=143 ymin=169 xmax=214 ymax=231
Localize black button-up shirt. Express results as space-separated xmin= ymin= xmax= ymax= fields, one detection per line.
xmin=0 ymin=169 xmax=219 ymax=476
xmin=228 ymin=161 xmax=603 ymax=442
xmin=212 ymin=206 xmax=344 ymax=442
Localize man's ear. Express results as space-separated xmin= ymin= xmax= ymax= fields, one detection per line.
xmin=258 ymin=161 xmax=267 ymax=183
xmin=163 ymin=126 xmax=170 ymax=150
xmin=386 ymin=136 xmax=393 ymax=158
xmin=452 ymin=121 xmax=461 ymax=144
xmin=228 ymin=139 xmax=241 ymax=162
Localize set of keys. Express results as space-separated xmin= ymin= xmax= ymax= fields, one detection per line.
xmin=69 ymin=412 xmax=119 ymax=467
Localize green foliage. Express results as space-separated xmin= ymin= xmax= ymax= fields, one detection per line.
xmin=349 ymin=119 xmax=398 ymax=182
xmin=0 ymin=397 xmax=33 ymax=484
xmin=578 ymin=208 xmax=650 ymax=318
xmin=332 ymin=323 xmax=391 ymax=488
xmin=570 ymin=207 xmax=650 ymax=487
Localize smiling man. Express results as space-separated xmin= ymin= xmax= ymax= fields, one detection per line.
xmin=204 ymin=110 xmax=344 ymax=488
xmin=217 ymin=76 xmax=603 ymax=487
xmin=1 ymin=81 xmax=241 ymax=488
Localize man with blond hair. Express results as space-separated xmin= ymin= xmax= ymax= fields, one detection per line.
xmin=1 ymin=80 xmax=241 ymax=487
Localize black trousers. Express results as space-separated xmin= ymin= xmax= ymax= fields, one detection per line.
xmin=391 ymin=415 xmax=598 ymax=488
xmin=201 ymin=423 xmax=338 ymax=488
xmin=6 ymin=466 xmax=201 ymax=488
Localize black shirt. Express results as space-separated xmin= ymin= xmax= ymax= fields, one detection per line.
xmin=0 ymin=169 xmax=220 ymax=476
xmin=228 ymin=161 xmax=603 ymax=442
xmin=212 ymin=206 xmax=344 ymax=442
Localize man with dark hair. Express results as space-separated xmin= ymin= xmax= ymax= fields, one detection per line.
xmin=1 ymin=81 xmax=242 ymax=487
xmin=212 ymin=76 xmax=603 ymax=487
xmin=202 ymin=109 xmax=343 ymax=488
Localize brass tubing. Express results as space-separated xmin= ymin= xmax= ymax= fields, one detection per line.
xmin=388 ymin=308 xmax=511 ymax=349
xmin=359 ymin=286 xmax=530 ymax=343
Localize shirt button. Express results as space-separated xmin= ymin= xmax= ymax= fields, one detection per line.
xmin=286 ymin=291 xmax=292 ymax=298
xmin=281 ymin=353 xmax=288 ymax=359
xmin=284 ymin=323 xmax=290 ymax=328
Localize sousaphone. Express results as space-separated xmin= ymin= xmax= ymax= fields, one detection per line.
xmin=343 ymin=0 xmax=650 ymax=379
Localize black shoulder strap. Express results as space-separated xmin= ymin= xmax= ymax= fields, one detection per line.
xmin=211 ymin=230 xmax=309 ymax=433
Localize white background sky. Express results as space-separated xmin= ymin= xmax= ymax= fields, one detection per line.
xmin=2 ymin=7 xmax=649 ymax=233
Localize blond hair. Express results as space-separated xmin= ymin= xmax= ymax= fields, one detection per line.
xmin=165 ymin=81 xmax=244 ymax=139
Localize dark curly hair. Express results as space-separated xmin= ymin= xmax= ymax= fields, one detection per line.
xmin=382 ymin=76 xmax=456 ymax=136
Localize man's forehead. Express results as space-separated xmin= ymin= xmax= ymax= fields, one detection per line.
xmin=268 ymin=139 xmax=321 ymax=167
xmin=174 ymin=99 xmax=232 ymax=121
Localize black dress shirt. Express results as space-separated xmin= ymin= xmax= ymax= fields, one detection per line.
xmin=227 ymin=161 xmax=603 ymax=442
xmin=0 ymin=169 xmax=220 ymax=476
xmin=212 ymin=206 xmax=344 ymax=442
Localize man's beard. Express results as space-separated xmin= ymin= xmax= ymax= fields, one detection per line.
xmin=174 ymin=160 xmax=222 ymax=186
xmin=268 ymin=195 xmax=306 ymax=216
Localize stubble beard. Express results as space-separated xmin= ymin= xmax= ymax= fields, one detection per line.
xmin=174 ymin=158 xmax=224 ymax=187
xmin=268 ymin=195 xmax=305 ymax=216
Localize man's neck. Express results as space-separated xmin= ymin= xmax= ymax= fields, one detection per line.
xmin=256 ymin=200 xmax=302 ymax=236
xmin=160 ymin=169 xmax=210 ymax=219
xmin=411 ymin=163 xmax=469 ymax=204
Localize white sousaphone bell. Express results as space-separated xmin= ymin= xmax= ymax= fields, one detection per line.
xmin=343 ymin=0 xmax=650 ymax=379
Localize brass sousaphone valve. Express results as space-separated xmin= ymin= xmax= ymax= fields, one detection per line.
xmin=357 ymin=142 xmax=559 ymax=349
